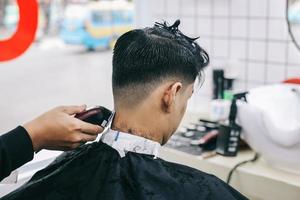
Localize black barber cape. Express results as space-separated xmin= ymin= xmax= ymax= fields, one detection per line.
xmin=0 ymin=126 xmax=34 ymax=181
xmin=1 ymin=141 xmax=248 ymax=200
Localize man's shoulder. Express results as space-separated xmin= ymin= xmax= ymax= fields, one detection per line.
xmin=155 ymin=158 xmax=249 ymax=200
xmin=158 ymin=157 xmax=215 ymax=179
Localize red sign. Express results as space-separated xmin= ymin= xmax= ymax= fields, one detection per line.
xmin=0 ymin=0 xmax=38 ymax=62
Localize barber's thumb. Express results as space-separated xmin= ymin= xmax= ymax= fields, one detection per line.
xmin=61 ymin=105 xmax=87 ymax=115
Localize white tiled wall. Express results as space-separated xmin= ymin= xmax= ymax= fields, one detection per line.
xmin=135 ymin=0 xmax=300 ymax=112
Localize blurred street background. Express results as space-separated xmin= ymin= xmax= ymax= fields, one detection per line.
xmin=0 ymin=0 xmax=134 ymax=132
xmin=0 ymin=40 xmax=114 ymax=132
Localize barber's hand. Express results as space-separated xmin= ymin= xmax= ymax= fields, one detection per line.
xmin=23 ymin=105 xmax=103 ymax=152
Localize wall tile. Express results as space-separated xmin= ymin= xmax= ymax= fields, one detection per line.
xmin=269 ymin=0 xmax=286 ymax=18
xmin=233 ymin=61 xmax=247 ymax=80
xmin=136 ymin=0 xmax=300 ymax=95
xmin=198 ymin=38 xmax=211 ymax=55
xmin=180 ymin=17 xmax=196 ymax=36
xmin=287 ymin=66 xmax=300 ymax=77
xmin=247 ymin=63 xmax=265 ymax=82
xmin=288 ymin=42 xmax=300 ymax=64
xmin=181 ymin=0 xmax=196 ymax=16
xmin=249 ymin=19 xmax=267 ymax=39
xmin=249 ymin=41 xmax=266 ymax=61
xmin=197 ymin=18 xmax=212 ymax=36
xmin=230 ymin=40 xmax=247 ymax=60
xmin=213 ymin=39 xmax=229 ymax=58
xmin=213 ymin=18 xmax=229 ymax=37
xmin=266 ymin=65 xmax=286 ymax=83
xmin=249 ymin=0 xmax=268 ymax=17
xmin=210 ymin=58 xmax=227 ymax=68
xmin=166 ymin=0 xmax=180 ymax=15
xmin=152 ymin=0 xmax=166 ymax=15
xmin=268 ymin=19 xmax=289 ymax=40
xmin=196 ymin=0 xmax=212 ymax=16
xmin=231 ymin=19 xmax=247 ymax=38
xmin=267 ymin=42 xmax=286 ymax=63
xmin=213 ymin=0 xmax=229 ymax=16
xmin=231 ymin=0 xmax=248 ymax=17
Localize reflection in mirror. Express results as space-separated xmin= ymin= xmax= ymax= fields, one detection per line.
xmin=0 ymin=0 xmax=47 ymax=41
xmin=0 ymin=0 xmax=19 ymax=40
xmin=288 ymin=0 xmax=300 ymax=51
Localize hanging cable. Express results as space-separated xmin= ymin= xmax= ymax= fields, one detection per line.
xmin=226 ymin=153 xmax=259 ymax=184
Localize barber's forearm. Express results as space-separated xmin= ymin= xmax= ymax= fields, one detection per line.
xmin=0 ymin=105 xmax=103 ymax=181
xmin=0 ymin=126 xmax=34 ymax=181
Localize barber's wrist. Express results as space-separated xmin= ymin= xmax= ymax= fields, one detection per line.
xmin=23 ymin=120 xmax=43 ymax=152
xmin=1 ymin=126 xmax=35 ymax=173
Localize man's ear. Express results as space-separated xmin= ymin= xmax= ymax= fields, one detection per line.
xmin=162 ymin=82 xmax=182 ymax=113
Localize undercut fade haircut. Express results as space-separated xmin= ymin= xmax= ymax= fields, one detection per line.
xmin=112 ymin=20 xmax=209 ymax=105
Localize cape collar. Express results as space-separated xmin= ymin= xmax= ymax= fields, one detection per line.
xmin=100 ymin=128 xmax=161 ymax=158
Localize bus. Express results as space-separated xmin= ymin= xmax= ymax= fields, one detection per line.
xmin=60 ymin=1 xmax=134 ymax=50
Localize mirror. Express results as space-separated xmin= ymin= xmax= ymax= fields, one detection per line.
xmin=288 ymin=0 xmax=300 ymax=50
xmin=0 ymin=0 xmax=19 ymax=40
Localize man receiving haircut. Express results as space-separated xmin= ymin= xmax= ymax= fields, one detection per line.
xmin=1 ymin=20 xmax=248 ymax=200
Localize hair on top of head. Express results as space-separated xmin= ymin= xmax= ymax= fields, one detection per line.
xmin=153 ymin=20 xmax=209 ymax=68
xmin=112 ymin=19 xmax=210 ymax=104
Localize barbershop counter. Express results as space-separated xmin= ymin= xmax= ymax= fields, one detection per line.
xmin=160 ymin=112 xmax=300 ymax=200
xmin=1 ymin=114 xmax=300 ymax=199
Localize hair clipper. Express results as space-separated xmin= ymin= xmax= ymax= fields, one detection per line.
xmin=75 ymin=106 xmax=114 ymax=128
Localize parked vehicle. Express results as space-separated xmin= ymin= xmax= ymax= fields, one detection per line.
xmin=60 ymin=1 xmax=134 ymax=50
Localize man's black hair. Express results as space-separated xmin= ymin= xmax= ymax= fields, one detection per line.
xmin=112 ymin=20 xmax=209 ymax=104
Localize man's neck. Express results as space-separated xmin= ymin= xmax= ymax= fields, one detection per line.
xmin=111 ymin=109 xmax=166 ymax=144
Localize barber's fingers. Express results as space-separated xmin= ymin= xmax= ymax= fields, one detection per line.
xmin=78 ymin=133 xmax=98 ymax=142
xmin=78 ymin=120 xmax=103 ymax=135
xmin=65 ymin=133 xmax=98 ymax=150
xmin=67 ymin=142 xmax=84 ymax=150
xmin=59 ymin=105 xmax=87 ymax=115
